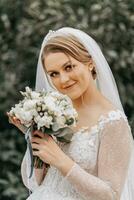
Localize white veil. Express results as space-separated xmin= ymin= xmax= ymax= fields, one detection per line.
xmin=35 ymin=27 xmax=125 ymax=112
xmin=33 ymin=27 xmax=134 ymax=199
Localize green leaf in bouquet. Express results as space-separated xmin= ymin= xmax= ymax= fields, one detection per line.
xmin=54 ymin=127 xmax=74 ymax=143
xmin=53 ymin=127 xmax=73 ymax=137
xmin=56 ymin=137 xmax=70 ymax=143
xmin=42 ymin=127 xmax=54 ymax=135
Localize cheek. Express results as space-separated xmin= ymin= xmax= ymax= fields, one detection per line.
xmin=77 ymin=69 xmax=90 ymax=86
xmin=50 ymin=78 xmax=60 ymax=89
xmin=69 ymin=75 xmax=90 ymax=99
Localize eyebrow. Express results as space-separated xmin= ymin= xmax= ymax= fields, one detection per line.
xmin=47 ymin=60 xmax=71 ymax=73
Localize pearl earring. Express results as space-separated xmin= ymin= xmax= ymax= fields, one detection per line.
xmin=89 ymin=66 xmax=97 ymax=80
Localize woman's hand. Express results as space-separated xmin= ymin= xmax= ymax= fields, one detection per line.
xmin=7 ymin=112 xmax=27 ymax=134
xmin=31 ymin=131 xmax=75 ymax=176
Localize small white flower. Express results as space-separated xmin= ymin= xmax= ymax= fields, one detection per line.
xmin=35 ymin=114 xmax=53 ymax=129
xmin=25 ymin=86 xmax=32 ymax=93
xmin=31 ymin=91 xmax=41 ymax=99
xmin=42 ymin=104 xmax=46 ymax=111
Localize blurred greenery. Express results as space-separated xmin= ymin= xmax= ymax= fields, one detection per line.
xmin=0 ymin=0 xmax=133 ymax=199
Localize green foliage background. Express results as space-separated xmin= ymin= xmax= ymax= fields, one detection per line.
xmin=0 ymin=0 xmax=133 ymax=199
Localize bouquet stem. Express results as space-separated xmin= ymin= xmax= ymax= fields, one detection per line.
xmin=33 ymin=155 xmax=50 ymax=169
xmin=34 ymin=156 xmax=44 ymax=168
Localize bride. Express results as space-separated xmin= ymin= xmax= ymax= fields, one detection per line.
xmin=8 ymin=27 xmax=134 ymax=200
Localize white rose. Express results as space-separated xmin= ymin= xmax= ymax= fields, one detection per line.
xmin=55 ymin=115 xmax=66 ymax=128
xmin=20 ymin=111 xmax=33 ymax=123
xmin=44 ymin=96 xmax=56 ymax=105
xmin=63 ymin=108 xmax=74 ymax=117
xmin=30 ymin=109 xmax=38 ymax=117
xmin=13 ymin=106 xmax=33 ymax=126
xmin=23 ymin=99 xmax=37 ymax=111
xmin=49 ymin=91 xmax=61 ymax=99
xmin=44 ymin=97 xmax=57 ymax=112
xmin=13 ymin=109 xmax=23 ymax=120
xmin=53 ymin=107 xmax=62 ymax=116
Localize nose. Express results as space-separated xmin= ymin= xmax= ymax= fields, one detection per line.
xmin=60 ymin=72 xmax=70 ymax=84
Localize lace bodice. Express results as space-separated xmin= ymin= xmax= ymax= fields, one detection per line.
xmin=21 ymin=109 xmax=133 ymax=200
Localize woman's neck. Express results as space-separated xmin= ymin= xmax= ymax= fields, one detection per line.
xmin=72 ymin=85 xmax=103 ymax=112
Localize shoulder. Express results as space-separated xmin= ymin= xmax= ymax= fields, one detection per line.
xmin=97 ymin=99 xmax=126 ymax=124
xmin=98 ymin=99 xmax=128 ymax=126
xmin=95 ymin=100 xmax=130 ymax=135
xmin=99 ymin=109 xmax=132 ymax=143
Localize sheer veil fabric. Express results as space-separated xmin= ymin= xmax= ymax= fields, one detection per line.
xmin=32 ymin=27 xmax=134 ymax=199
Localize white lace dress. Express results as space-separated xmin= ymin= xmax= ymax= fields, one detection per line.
xmin=21 ymin=109 xmax=134 ymax=200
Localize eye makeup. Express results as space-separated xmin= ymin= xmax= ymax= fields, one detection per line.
xmin=48 ymin=63 xmax=76 ymax=78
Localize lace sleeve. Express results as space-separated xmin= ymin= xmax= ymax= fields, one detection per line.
xmin=64 ymin=117 xmax=133 ymax=200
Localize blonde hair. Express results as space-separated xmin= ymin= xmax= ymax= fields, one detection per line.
xmin=41 ymin=34 xmax=97 ymax=79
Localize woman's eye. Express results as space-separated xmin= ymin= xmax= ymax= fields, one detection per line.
xmin=49 ymin=72 xmax=59 ymax=78
xmin=65 ymin=65 xmax=75 ymax=71
xmin=49 ymin=65 xmax=76 ymax=77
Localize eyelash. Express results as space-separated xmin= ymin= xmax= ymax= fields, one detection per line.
xmin=49 ymin=65 xmax=76 ymax=78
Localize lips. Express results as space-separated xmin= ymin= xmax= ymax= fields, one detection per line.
xmin=63 ymin=82 xmax=77 ymax=89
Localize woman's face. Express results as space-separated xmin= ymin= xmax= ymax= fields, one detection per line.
xmin=44 ymin=52 xmax=94 ymax=100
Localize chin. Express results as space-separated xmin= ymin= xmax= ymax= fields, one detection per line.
xmin=60 ymin=84 xmax=88 ymax=100
xmin=68 ymin=86 xmax=89 ymax=101
xmin=67 ymin=91 xmax=83 ymax=100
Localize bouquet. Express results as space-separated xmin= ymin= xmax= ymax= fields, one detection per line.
xmin=9 ymin=87 xmax=78 ymax=176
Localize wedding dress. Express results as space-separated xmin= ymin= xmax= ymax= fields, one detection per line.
xmin=21 ymin=109 xmax=134 ymax=200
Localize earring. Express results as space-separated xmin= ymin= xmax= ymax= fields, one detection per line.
xmin=89 ymin=66 xmax=97 ymax=80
